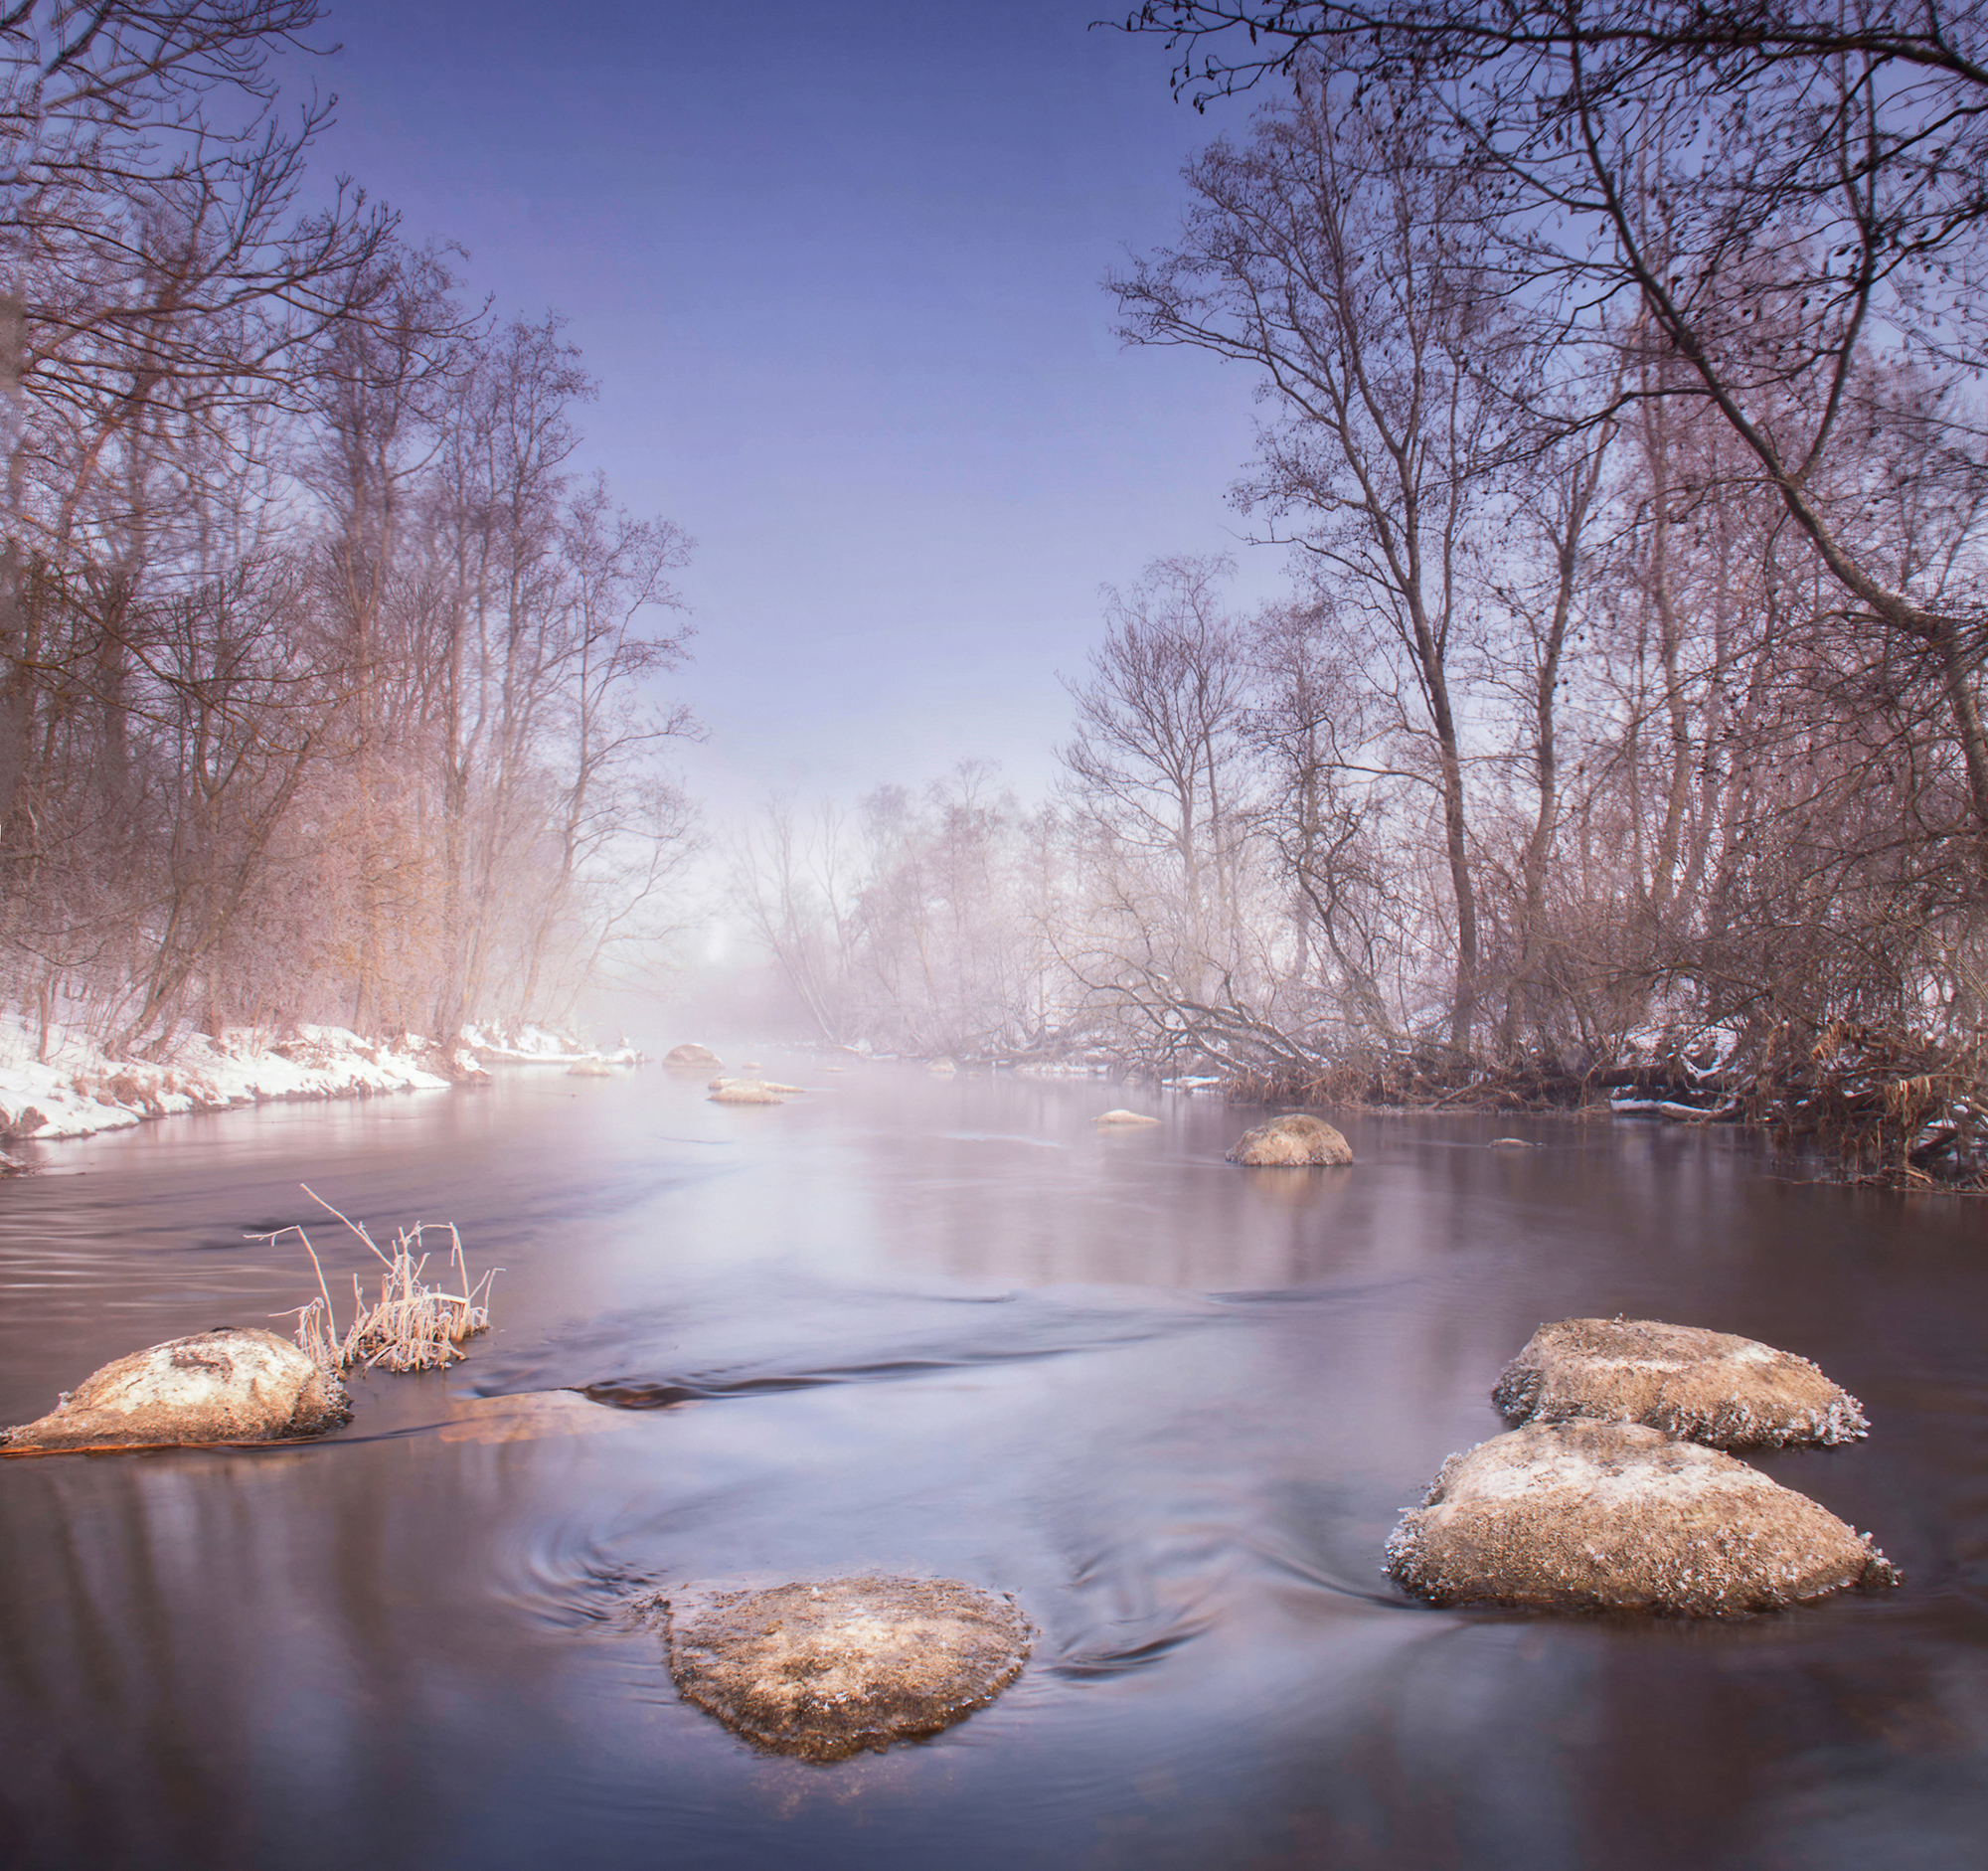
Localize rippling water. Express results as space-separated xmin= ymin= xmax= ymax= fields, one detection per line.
xmin=1 ymin=1060 xmax=1982 ymax=1869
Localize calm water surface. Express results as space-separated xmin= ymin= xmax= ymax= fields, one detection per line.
xmin=0 ymin=1059 xmax=1982 ymax=1869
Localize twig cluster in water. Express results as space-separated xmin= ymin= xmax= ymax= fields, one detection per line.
xmin=264 ymin=1186 xmax=498 ymax=1373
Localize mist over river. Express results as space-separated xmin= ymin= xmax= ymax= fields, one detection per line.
xmin=1 ymin=1060 xmax=1983 ymax=1870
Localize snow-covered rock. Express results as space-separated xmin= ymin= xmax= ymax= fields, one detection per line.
xmin=663 ymin=1576 xmax=1031 ymax=1761
xmin=1386 ymin=1420 xmax=1900 ymax=1615
xmin=3 ymin=1328 xmax=350 ymax=1451
xmin=1094 ymin=1108 xmax=1160 ymax=1125
xmin=1493 ymin=1317 xmax=1869 ymax=1449
xmin=1227 ymin=1112 xmax=1353 ymax=1166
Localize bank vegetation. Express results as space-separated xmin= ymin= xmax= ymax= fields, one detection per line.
xmin=739 ymin=4 xmax=1988 ymax=1186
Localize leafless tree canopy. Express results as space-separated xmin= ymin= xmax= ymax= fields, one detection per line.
xmin=738 ymin=21 xmax=1988 ymax=1177
xmin=0 ymin=3 xmax=699 ymax=1058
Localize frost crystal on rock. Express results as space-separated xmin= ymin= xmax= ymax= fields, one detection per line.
xmin=1386 ymin=1420 xmax=1900 ymax=1616
xmin=663 ymin=1576 xmax=1031 ymax=1760
xmin=1493 ymin=1316 xmax=1869 ymax=1449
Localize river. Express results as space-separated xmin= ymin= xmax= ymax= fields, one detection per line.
xmin=1 ymin=1057 xmax=1982 ymax=1869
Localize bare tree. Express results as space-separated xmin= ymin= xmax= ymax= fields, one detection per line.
xmin=1059 ymin=554 xmax=1253 ymax=998
xmin=1113 ymin=89 xmax=1504 ymax=1053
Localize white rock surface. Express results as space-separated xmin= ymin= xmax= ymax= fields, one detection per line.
xmin=4 ymin=1328 xmax=351 ymax=1451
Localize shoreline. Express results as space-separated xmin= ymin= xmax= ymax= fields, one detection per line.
xmin=0 ymin=1019 xmax=638 ymax=1163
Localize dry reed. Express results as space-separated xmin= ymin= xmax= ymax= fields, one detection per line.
xmin=265 ymin=1185 xmax=498 ymax=1373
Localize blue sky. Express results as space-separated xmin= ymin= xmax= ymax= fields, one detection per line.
xmin=301 ymin=0 xmax=1289 ymax=810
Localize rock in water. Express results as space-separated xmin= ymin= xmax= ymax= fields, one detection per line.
xmin=1493 ymin=1316 xmax=1869 ymax=1449
xmin=3 ymin=1328 xmax=350 ymax=1451
xmin=665 ymin=1042 xmax=722 ymax=1068
xmin=567 ymin=1060 xmax=614 ymax=1077
xmin=1094 ymin=1109 xmax=1160 ymax=1126
xmin=1226 ymin=1113 xmax=1353 ymax=1166
xmin=666 ymin=1576 xmax=1031 ymax=1761
xmin=1386 ymin=1420 xmax=1900 ymax=1616
xmin=709 ymin=1081 xmax=783 ymax=1106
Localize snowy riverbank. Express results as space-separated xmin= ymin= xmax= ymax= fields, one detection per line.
xmin=0 ymin=1018 xmax=489 ymax=1153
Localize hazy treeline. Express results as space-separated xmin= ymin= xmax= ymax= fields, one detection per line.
xmin=0 ymin=2 xmax=695 ymax=1059
xmin=743 ymin=7 xmax=1988 ymax=1174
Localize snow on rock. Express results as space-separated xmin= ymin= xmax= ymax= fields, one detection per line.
xmin=1385 ymin=1420 xmax=1900 ymax=1616
xmin=1493 ymin=1317 xmax=1870 ymax=1449
xmin=3 ymin=1328 xmax=351 ymax=1452
xmin=1093 ymin=1109 xmax=1160 ymax=1125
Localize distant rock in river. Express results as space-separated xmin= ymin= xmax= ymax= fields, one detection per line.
xmin=1386 ymin=1419 xmax=1900 ymax=1615
xmin=1227 ymin=1112 xmax=1353 ymax=1166
xmin=664 ymin=1042 xmax=722 ymax=1068
xmin=3 ymin=1328 xmax=350 ymax=1452
xmin=664 ymin=1576 xmax=1031 ymax=1760
xmin=709 ymin=1081 xmax=783 ymax=1106
xmin=1094 ymin=1109 xmax=1160 ymax=1125
xmin=1494 ymin=1316 xmax=1869 ymax=1449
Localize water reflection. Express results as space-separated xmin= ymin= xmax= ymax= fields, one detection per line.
xmin=0 ymin=1061 xmax=1983 ymax=1869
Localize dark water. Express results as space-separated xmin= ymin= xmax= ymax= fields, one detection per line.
xmin=1 ymin=1060 xmax=1983 ymax=1870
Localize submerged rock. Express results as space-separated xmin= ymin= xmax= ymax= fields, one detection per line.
xmin=437 ymin=1390 xmax=636 ymax=1446
xmin=3 ymin=1328 xmax=350 ymax=1451
xmin=665 ymin=1576 xmax=1031 ymax=1760
xmin=1094 ymin=1109 xmax=1160 ymax=1126
xmin=665 ymin=1042 xmax=722 ymax=1068
xmin=1493 ymin=1316 xmax=1869 ymax=1449
xmin=1386 ymin=1420 xmax=1900 ymax=1616
xmin=567 ymin=1059 xmax=614 ymax=1078
xmin=1226 ymin=1112 xmax=1353 ymax=1166
xmin=709 ymin=1081 xmax=783 ymax=1106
